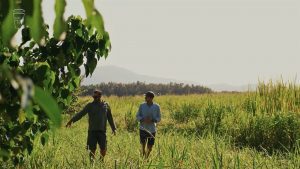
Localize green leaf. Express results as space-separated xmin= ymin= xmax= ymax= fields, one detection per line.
xmin=84 ymin=64 xmax=89 ymax=77
xmin=35 ymin=63 xmax=50 ymax=82
xmin=89 ymin=57 xmax=97 ymax=74
xmin=24 ymin=106 xmax=36 ymax=122
xmin=82 ymin=0 xmax=105 ymax=38
xmin=86 ymin=50 xmax=97 ymax=75
xmin=33 ymin=86 xmax=61 ymax=128
xmin=66 ymin=95 xmax=72 ymax=105
xmin=18 ymin=110 xmax=26 ymax=124
xmin=21 ymin=27 xmax=31 ymax=43
xmin=40 ymin=133 xmax=49 ymax=146
xmin=68 ymin=82 xmax=75 ymax=92
xmin=0 ymin=0 xmax=9 ymax=22
xmin=9 ymin=52 xmax=20 ymax=67
xmin=1 ymin=0 xmax=18 ymax=46
xmin=67 ymin=64 xmax=81 ymax=77
xmin=73 ymin=76 xmax=81 ymax=87
xmin=0 ymin=149 xmax=9 ymax=157
xmin=61 ymin=88 xmax=69 ymax=99
xmin=49 ymin=71 xmax=56 ymax=86
xmin=75 ymin=28 xmax=83 ymax=37
xmin=53 ymin=0 xmax=66 ymax=39
xmin=104 ymin=31 xmax=111 ymax=50
xmin=39 ymin=67 xmax=55 ymax=89
xmin=22 ymin=0 xmax=45 ymax=43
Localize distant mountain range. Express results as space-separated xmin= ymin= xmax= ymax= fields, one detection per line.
xmin=82 ymin=65 xmax=180 ymax=84
xmin=82 ymin=65 xmax=256 ymax=92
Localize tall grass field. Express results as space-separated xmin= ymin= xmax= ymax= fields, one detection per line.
xmin=3 ymin=81 xmax=300 ymax=168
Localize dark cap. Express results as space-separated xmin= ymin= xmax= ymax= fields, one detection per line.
xmin=144 ymin=91 xmax=155 ymax=98
xmin=93 ymin=89 xmax=102 ymax=94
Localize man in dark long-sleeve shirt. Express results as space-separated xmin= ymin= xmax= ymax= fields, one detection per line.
xmin=66 ymin=90 xmax=116 ymax=161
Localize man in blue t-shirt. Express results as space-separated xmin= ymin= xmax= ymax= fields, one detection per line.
xmin=136 ymin=91 xmax=161 ymax=158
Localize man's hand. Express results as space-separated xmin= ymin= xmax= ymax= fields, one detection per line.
xmin=66 ymin=121 xmax=72 ymax=128
xmin=143 ymin=117 xmax=152 ymax=124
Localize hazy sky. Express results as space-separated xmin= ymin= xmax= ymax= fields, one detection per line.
xmin=42 ymin=0 xmax=300 ymax=85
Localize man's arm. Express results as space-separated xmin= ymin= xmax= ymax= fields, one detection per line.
xmin=66 ymin=104 xmax=89 ymax=127
xmin=107 ymin=105 xmax=116 ymax=133
xmin=152 ymin=105 xmax=161 ymax=123
xmin=136 ymin=105 xmax=143 ymax=122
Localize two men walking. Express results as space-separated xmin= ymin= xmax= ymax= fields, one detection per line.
xmin=66 ymin=90 xmax=161 ymax=161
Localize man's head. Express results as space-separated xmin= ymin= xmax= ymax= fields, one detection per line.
xmin=144 ymin=91 xmax=155 ymax=103
xmin=93 ymin=89 xmax=102 ymax=100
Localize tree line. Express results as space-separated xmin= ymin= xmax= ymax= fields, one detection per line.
xmin=80 ymin=81 xmax=212 ymax=96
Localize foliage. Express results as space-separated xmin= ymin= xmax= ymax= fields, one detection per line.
xmin=169 ymin=102 xmax=200 ymax=123
xmin=242 ymin=96 xmax=257 ymax=115
xmin=203 ymin=102 xmax=225 ymax=133
xmin=81 ymin=81 xmax=212 ymax=96
xmin=159 ymin=81 xmax=300 ymax=153
xmin=256 ymin=80 xmax=300 ymax=113
xmin=235 ymin=112 xmax=300 ymax=152
xmin=54 ymin=0 xmax=67 ymax=39
xmin=0 ymin=15 xmax=110 ymax=164
xmin=9 ymin=129 xmax=300 ymax=168
xmin=124 ymin=105 xmax=138 ymax=132
xmin=194 ymin=102 xmax=225 ymax=135
xmin=0 ymin=0 xmax=109 ymax=46
xmin=0 ymin=0 xmax=111 ymax=164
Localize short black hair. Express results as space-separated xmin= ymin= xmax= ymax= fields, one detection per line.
xmin=144 ymin=91 xmax=155 ymax=98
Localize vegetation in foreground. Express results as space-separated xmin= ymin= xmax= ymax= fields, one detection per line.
xmin=2 ymin=81 xmax=299 ymax=168
xmin=1 ymin=0 xmax=111 ymax=165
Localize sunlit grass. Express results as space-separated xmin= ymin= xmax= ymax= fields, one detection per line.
xmin=24 ymin=125 xmax=300 ymax=168
xmin=17 ymin=81 xmax=300 ymax=168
